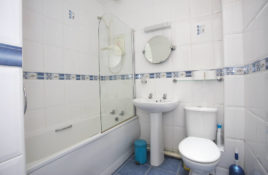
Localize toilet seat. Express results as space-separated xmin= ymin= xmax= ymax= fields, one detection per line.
xmin=179 ymin=137 xmax=220 ymax=164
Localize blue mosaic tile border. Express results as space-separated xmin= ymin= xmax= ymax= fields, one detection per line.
xmin=100 ymin=74 xmax=134 ymax=81
xmin=23 ymin=57 xmax=268 ymax=81
xmin=134 ymin=69 xmax=221 ymax=80
xmin=23 ymin=72 xmax=98 ymax=81
xmin=0 ymin=43 xmax=22 ymax=67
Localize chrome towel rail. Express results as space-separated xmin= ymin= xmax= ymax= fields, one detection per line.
xmin=55 ymin=125 xmax=72 ymax=133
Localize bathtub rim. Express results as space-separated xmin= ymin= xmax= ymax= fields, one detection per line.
xmin=27 ymin=116 xmax=138 ymax=174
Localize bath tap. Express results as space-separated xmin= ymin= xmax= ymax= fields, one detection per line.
xmin=119 ymin=111 xmax=124 ymax=116
xmin=110 ymin=110 xmax=116 ymax=115
xmin=148 ymin=93 xmax=153 ymax=99
xmin=162 ymin=93 xmax=167 ymax=100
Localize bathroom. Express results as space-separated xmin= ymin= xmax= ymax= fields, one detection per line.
xmin=0 ymin=0 xmax=267 ymax=175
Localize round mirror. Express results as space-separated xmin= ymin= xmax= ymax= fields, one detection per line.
xmin=143 ymin=36 xmax=174 ymax=64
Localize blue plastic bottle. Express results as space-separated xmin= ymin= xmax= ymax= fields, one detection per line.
xmin=229 ymin=151 xmax=245 ymax=175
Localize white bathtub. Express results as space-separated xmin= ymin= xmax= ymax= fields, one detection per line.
xmin=27 ymin=117 xmax=140 ymax=175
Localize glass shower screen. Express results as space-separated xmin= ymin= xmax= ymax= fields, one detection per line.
xmin=98 ymin=14 xmax=135 ymax=131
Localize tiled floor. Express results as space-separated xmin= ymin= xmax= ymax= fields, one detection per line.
xmin=113 ymin=153 xmax=189 ymax=175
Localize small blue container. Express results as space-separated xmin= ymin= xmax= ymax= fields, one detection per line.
xmin=134 ymin=139 xmax=147 ymax=164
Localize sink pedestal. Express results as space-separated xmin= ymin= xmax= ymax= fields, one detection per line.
xmin=133 ymin=98 xmax=179 ymax=166
xmin=150 ymin=113 xmax=164 ymax=166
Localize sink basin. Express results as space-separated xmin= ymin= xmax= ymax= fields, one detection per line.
xmin=133 ymin=98 xmax=179 ymax=113
xmin=133 ymin=98 xmax=179 ymax=166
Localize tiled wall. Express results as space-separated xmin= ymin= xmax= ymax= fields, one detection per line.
xmin=100 ymin=0 xmax=224 ymax=156
xmin=242 ymin=0 xmax=268 ymax=174
xmin=23 ymin=0 xmax=103 ymax=163
xmin=221 ymin=0 xmax=268 ymax=174
xmin=220 ymin=0 xmax=245 ymax=173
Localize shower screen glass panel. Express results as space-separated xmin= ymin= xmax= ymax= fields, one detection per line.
xmin=99 ymin=14 xmax=135 ymax=131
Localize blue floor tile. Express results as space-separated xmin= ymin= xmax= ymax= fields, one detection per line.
xmin=148 ymin=168 xmax=177 ymax=175
xmin=156 ymin=156 xmax=180 ymax=173
xmin=178 ymin=164 xmax=189 ymax=175
xmin=113 ymin=154 xmax=187 ymax=175
xmin=117 ymin=159 xmax=150 ymax=175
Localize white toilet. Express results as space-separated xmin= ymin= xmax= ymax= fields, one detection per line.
xmin=178 ymin=107 xmax=221 ymax=175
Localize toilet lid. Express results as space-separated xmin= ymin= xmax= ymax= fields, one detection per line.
xmin=178 ymin=137 xmax=220 ymax=163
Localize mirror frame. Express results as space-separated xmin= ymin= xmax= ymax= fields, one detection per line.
xmin=142 ymin=35 xmax=176 ymax=64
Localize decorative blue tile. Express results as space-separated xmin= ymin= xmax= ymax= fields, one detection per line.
xmin=185 ymin=71 xmax=192 ymax=77
xmin=172 ymin=72 xmax=179 ymax=78
xmin=65 ymin=74 xmax=71 ymax=80
xmin=0 ymin=43 xmax=22 ymax=67
xmin=117 ymin=159 xmax=150 ymax=175
xmin=149 ymin=73 xmax=155 ymax=79
xmin=155 ymin=73 xmax=161 ymax=79
xmin=148 ymin=168 xmax=176 ymax=175
xmin=59 ymin=74 xmax=65 ymax=80
xmin=166 ymin=72 xmax=172 ymax=78
xmin=37 ymin=72 xmax=44 ymax=80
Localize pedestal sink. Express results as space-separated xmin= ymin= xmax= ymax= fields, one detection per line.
xmin=133 ymin=98 xmax=179 ymax=166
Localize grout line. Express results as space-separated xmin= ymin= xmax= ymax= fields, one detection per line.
xmin=243 ymin=1 xmax=268 ymax=32
xmin=176 ymin=160 xmax=182 ymax=175
xmin=144 ymin=166 xmax=152 ymax=175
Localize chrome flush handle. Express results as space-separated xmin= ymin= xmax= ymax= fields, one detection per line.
xmin=23 ymin=87 xmax=27 ymax=114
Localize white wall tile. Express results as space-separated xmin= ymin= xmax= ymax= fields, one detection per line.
xmin=243 ymin=2 xmax=268 ymax=64
xmin=190 ymin=0 xmax=212 ymax=17
xmin=224 ymin=34 xmax=244 ymax=66
xmin=44 ymin=18 xmax=63 ymax=47
xmin=23 ymin=11 xmax=44 ymax=43
xmin=244 ymin=71 xmax=268 ymax=122
xmin=44 ymin=81 xmax=65 ymax=107
xmin=23 ymin=0 xmax=44 ymax=14
xmin=224 ymin=75 xmax=245 ymax=107
xmin=172 ymin=126 xmax=186 ymax=152
xmin=163 ymin=126 xmax=174 ymax=151
xmin=44 ymin=45 xmax=64 ymax=73
xmin=213 ymin=41 xmax=224 ymax=68
xmin=245 ymin=111 xmax=268 ymax=171
xmin=244 ymin=144 xmax=268 ymax=175
xmin=219 ymin=138 xmax=244 ymax=169
xmin=23 ymin=40 xmax=44 ymax=72
xmin=222 ymin=0 xmax=243 ymax=34
xmin=212 ymin=14 xmax=223 ymax=41
xmin=25 ymin=109 xmax=46 ymax=135
xmin=44 ymin=0 xmax=64 ymax=21
xmin=172 ymin=20 xmax=191 ymax=46
xmin=224 ymin=107 xmax=245 ymax=139
xmin=45 ymin=106 xmax=68 ymax=127
xmin=24 ymin=80 xmax=45 ymax=110
xmin=169 ymin=0 xmax=190 ymax=21
xmin=242 ymin=0 xmax=268 ymax=28
xmin=190 ymin=43 xmax=214 ymax=70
